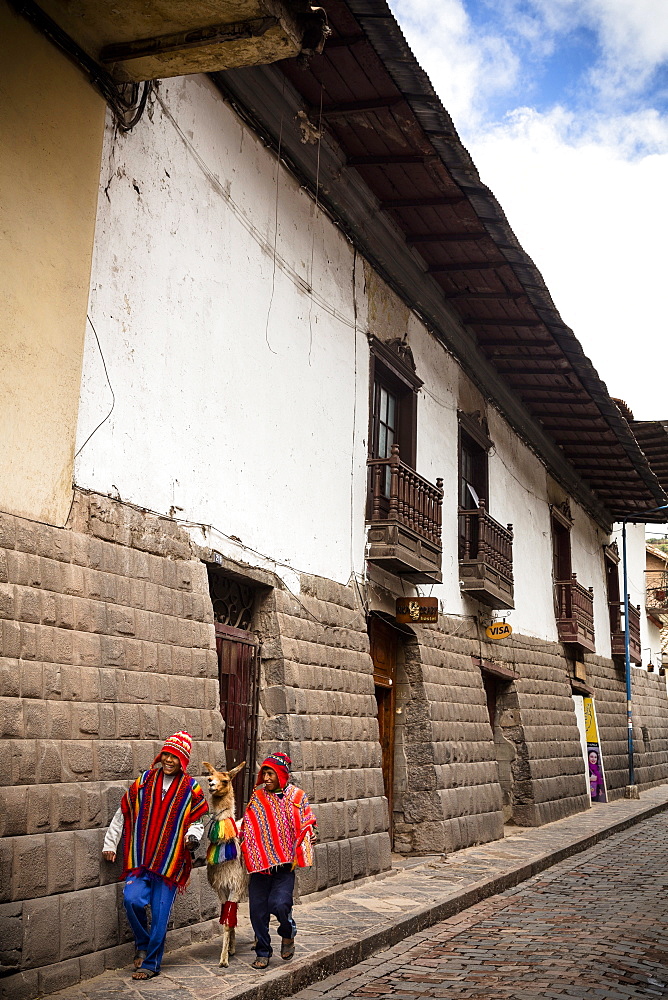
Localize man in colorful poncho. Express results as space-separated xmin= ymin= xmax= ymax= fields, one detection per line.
xmin=102 ymin=731 xmax=209 ymax=980
xmin=241 ymin=751 xmax=317 ymax=969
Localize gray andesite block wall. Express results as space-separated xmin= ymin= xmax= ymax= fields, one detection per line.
xmin=3 ymin=489 xmax=668 ymax=999
xmin=0 ymin=492 xmax=226 ymax=999
xmin=588 ymin=655 xmax=668 ymax=794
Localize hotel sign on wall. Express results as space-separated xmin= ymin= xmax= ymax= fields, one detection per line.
xmin=396 ymin=597 xmax=439 ymax=624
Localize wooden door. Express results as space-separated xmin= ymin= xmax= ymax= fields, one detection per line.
xmin=215 ymin=622 xmax=259 ymax=809
xmin=369 ymin=617 xmax=397 ymax=841
xmin=482 ymin=672 xmax=497 ymax=730
xmin=551 ymin=518 xmax=572 ymax=581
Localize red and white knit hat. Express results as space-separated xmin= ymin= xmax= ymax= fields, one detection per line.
xmin=154 ymin=731 xmax=192 ymax=772
xmin=257 ymin=751 xmax=292 ymax=790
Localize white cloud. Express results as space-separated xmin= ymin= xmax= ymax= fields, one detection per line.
xmin=467 ymin=107 xmax=668 ymax=417
xmin=388 ymin=0 xmax=519 ymax=125
xmin=389 ymin=0 xmax=668 ymax=419
xmin=492 ymin=0 xmax=668 ymax=105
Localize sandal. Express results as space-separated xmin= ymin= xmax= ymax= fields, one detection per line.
xmin=251 ymin=956 xmax=269 ymax=970
xmin=281 ymin=938 xmax=295 ymax=961
xmin=133 ymin=951 xmax=147 ymax=970
xmin=132 ymin=969 xmax=159 ymax=981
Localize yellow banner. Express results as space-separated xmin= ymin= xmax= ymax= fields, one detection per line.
xmin=584 ymin=697 xmax=599 ymax=743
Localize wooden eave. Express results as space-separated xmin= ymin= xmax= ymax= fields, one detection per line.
xmin=632 ymin=421 xmax=668 ymax=503
xmin=213 ymin=0 xmax=668 ymax=527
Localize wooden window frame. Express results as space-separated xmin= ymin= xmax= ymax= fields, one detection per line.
xmin=369 ymin=337 xmax=421 ymax=469
xmin=458 ymin=411 xmax=492 ymax=510
xmin=550 ymin=502 xmax=573 ymax=582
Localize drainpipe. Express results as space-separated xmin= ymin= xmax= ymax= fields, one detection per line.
xmin=621 ymin=504 xmax=668 ymax=799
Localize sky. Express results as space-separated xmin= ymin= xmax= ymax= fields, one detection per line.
xmin=388 ymin=0 xmax=668 ymax=420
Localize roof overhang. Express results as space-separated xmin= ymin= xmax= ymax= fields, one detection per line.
xmin=632 ymin=422 xmax=668 ymax=519
xmin=213 ymin=3 xmax=667 ymax=528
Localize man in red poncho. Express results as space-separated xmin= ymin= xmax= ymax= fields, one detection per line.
xmin=102 ymin=731 xmax=208 ymax=980
xmin=241 ymin=751 xmax=317 ymax=969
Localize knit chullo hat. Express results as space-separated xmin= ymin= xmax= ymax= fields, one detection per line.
xmin=257 ymin=751 xmax=292 ymax=790
xmin=154 ymin=731 xmax=192 ymax=772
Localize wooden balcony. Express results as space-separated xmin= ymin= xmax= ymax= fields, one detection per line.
xmin=646 ymin=571 xmax=668 ymax=614
xmin=555 ymin=575 xmax=595 ymax=652
xmin=609 ymin=601 xmax=641 ymax=665
xmin=366 ymin=446 xmax=443 ymax=584
xmin=458 ymin=502 xmax=514 ymax=610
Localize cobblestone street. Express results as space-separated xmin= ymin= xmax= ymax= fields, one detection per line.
xmin=292 ymin=812 xmax=668 ymax=1000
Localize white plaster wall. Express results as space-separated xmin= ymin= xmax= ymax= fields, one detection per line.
xmin=408 ymin=315 xmax=611 ymax=644
xmin=570 ymin=503 xmax=611 ymax=658
xmin=76 ymin=71 xmax=613 ymax=647
xmin=76 ymin=76 xmax=369 ymax=585
xmin=485 ymin=410 xmax=557 ymax=642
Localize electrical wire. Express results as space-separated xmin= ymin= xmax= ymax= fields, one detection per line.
xmin=153 ymin=89 xmax=357 ymax=335
xmin=349 ymin=246 xmax=370 ymax=618
xmin=307 ymin=85 xmax=324 ymax=368
xmin=263 ymin=86 xmax=285 ymax=356
xmin=74 ymin=315 xmax=115 ymax=460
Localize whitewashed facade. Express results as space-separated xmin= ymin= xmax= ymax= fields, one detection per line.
xmin=78 ymin=76 xmax=624 ymax=650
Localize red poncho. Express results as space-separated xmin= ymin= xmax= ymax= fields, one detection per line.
xmin=241 ymin=783 xmax=316 ymax=873
xmin=120 ymin=768 xmax=208 ymax=890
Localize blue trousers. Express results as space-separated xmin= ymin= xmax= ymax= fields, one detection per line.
xmin=123 ymin=873 xmax=178 ymax=972
xmin=249 ymin=866 xmax=297 ymax=957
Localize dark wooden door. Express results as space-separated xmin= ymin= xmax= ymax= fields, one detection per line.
xmin=482 ymin=672 xmax=498 ymax=730
xmin=215 ymin=623 xmax=259 ymax=809
xmin=369 ymin=617 xmax=397 ymax=841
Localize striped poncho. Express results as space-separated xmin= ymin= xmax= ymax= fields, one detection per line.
xmin=241 ymin=784 xmax=316 ymax=873
xmin=120 ymin=768 xmax=208 ymax=890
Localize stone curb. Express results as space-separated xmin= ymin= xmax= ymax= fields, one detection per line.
xmin=226 ymin=795 xmax=668 ymax=1000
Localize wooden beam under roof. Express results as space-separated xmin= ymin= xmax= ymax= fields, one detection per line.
xmin=476 ymin=338 xmax=558 ymax=348
xmin=428 ymin=261 xmax=506 ymax=273
xmin=463 ymin=317 xmax=544 ymax=328
xmin=540 ymin=416 xmax=610 ymax=425
xmin=382 ymin=196 xmax=465 ymax=208
xmin=325 ymin=33 xmax=367 ymax=47
xmin=491 ymin=362 xmax=571 ymax=373
xmin=348 ymin=154 xmax=436 ymax=165
xmin=319 ymin=96 xmax=403 ymax=115
xmin=443 ymin=291 xmax=527 ymax=301
xmin=407 ymin=231 xmax=488 ymax=244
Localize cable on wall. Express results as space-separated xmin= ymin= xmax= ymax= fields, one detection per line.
xmin=153 ymin=89 xmax=357 ymax=335
xmin=307 ymin=84 xmax=324 ymax=368
xmin=263 ymin=81 xmax=286 ymax=356
xmin=74 ymin=315 xmax=116 ymax=460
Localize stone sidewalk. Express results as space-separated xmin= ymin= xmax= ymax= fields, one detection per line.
xmin=49 ymin=787 xmax=668 ymax=1000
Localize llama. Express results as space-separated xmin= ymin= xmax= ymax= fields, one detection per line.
xmin=201 ymin=760 xmax=249 ymax=967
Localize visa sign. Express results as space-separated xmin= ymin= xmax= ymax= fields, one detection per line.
xmin=485 ymin=622 xmax=513 ymax=640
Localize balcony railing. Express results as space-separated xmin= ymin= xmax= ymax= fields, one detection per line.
xmin=609 ymin=600 xmax=641 ymax=665
xmin=458 ymin=501 xmax=514 ymax=609
xmin=366 ymin=445 xmax=443 ymax=583
xmin=646 ymin=571 xmax=668 ymax=614
xmin=555 ymin=574 xmax=595 ymax=652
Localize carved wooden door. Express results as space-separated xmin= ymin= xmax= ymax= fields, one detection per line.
xmin=369 ymin=616 xmax=396 ymax=841
xmin=215 ymin=622 xmax=259 ymax=809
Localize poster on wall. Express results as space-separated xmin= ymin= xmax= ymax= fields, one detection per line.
xmin=583 ymin=696 xmax=608 ymax=803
